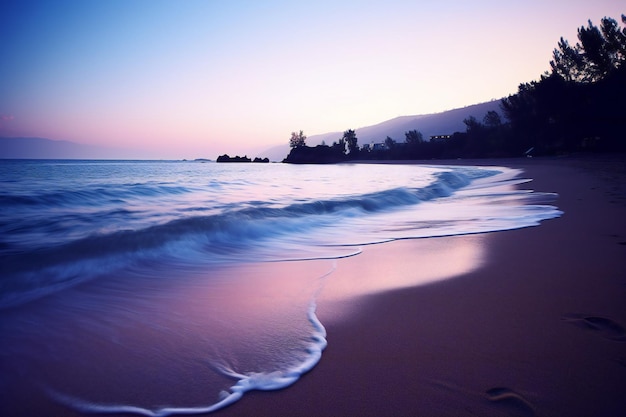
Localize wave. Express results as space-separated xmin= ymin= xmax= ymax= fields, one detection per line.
xmin=0 ymin=167 xmax=560 ymax=310
xmin=49 ymin=288 xmax=330 ymax=417
xmin=0 ymin=163 xmax=563 ymax=417
xmin=0 ymin=183 xmax=193 ymax=209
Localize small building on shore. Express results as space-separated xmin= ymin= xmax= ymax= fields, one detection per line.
xmin=430 ymin=134 xmax=452 ymax=141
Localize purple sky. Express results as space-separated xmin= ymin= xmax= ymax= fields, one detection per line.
xmin=1 ymin=0 xmax=623 ymax=158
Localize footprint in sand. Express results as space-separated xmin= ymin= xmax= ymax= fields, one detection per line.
xmin=562 ymin=314 xmax=626 ymax=341
xmin=485 ymin=387 xmax=536 ymax=417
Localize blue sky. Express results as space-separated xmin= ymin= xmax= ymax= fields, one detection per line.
xmin=1 ymin=0 xmax=623 ymax=158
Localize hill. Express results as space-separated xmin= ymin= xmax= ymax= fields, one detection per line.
xmin=262 ymin=100 xmax=502 ymax=161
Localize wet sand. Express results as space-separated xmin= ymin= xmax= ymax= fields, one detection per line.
xmin=216 ymin=156 xmax=626 ymax=417
xmin=6 ymin=156 xmax=625 ymax=417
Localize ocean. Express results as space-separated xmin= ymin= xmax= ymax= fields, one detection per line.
xmin=0 ymin=159 xmax=561 ymax=416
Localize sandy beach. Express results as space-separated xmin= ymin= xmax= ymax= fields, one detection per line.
xmin=4 ymin=156 xmax=625 ymax=417
xmin=214 ymin=156 xmax=626 ymax=417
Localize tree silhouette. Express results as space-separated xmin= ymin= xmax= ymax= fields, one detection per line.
xmin=404 ymin=130 xmax=423 ymax=145
xmin=550 ymin=37 xmax=585 ymax=82
xmin=504 ymin=14 xmax=626 ymax=154
xmin=283 ymin=15 xmax=626 ymax=163
xmin=483 ymin=110 xmax=502 ymax=127
xmin=342 ymin=129 xmax=359 ymax=156
xmin=289 ymin=130 xmax=307 ymax=148
xmin=551 ymin=15 xmax=626 ymax=83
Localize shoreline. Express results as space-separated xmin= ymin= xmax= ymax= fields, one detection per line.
xmin=4 ymin=155 xmax=624 ymax=417
xmin=215 ymin=155 xmax=626 ymax=416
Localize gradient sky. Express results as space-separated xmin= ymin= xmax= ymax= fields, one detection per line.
xmin=1 ymin=0 xmax=623 ymax=158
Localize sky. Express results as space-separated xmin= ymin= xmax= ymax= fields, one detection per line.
xmin=1 ymin=0 xmax=623 ymax=159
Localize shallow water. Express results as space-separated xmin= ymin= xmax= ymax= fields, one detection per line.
xmin=0 ymin=160 xmax=561 ymax=415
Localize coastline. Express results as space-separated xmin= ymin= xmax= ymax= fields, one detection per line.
xmin=4 ymin=155 xmax=625 ymax=417
xmin=216 ymin=155 xmax=626 ymax=417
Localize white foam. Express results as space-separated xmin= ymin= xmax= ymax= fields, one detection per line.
xmin=50 ymin=288 xmax=329 ymax=417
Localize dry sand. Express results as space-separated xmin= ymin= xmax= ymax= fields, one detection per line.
xmin=215 ymin=156 xmax=626 ymax=417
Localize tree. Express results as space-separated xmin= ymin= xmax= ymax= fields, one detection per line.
xmin=342 ymin=129 xmax=359 ymax=156
xmin=550 ymin=16 xmax=626 ymax=83
xmin=550 ymin=37 xmax=585 ymax=82
xmin=504 ymin=14 xmax=626 ymax=154
xmin=384 ymin=136 xmax=396 ymax=149
xmin=289 ymin=130 xmax=306 ymax=148
xmin=404 ymin=129 xmax=423 ymax=145
xmin=462 ymin=116 xmax=483 ymax=134
xmin=483 ymin=110 xmax=502 ymax=127
xmin=602 ymin=15 xmax=626 ymax=66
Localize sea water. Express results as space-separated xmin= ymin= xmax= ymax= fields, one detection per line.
xmin=0 ymin=160 xmax=561 ymax=416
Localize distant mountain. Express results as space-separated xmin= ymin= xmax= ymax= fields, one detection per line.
xmin=3 ymin=100 xmax=504 ymax=160
xmin=262 ymin=100 xmax=502 ymax=161
xmin=0 ymin=137 xmax=129 ymax=159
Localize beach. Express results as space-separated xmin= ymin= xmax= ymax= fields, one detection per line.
xmin=2 ymin=156 xmax=625 ymax=417
xmin=214 ymin=156 xmax=626 ymax=417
